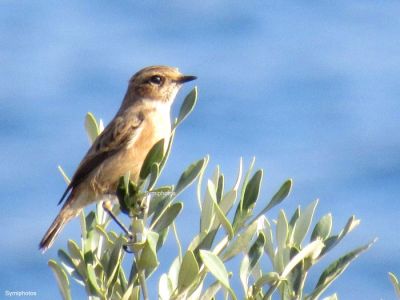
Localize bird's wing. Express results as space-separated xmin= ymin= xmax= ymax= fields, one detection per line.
xmin=58 ymin=112 xmax=144 ymax=205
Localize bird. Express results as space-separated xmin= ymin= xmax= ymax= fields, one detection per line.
xmin=39 ymin=65 xmax=197 ymax=252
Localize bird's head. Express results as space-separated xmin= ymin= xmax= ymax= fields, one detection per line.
xmin=129 ymin=66 xmax=196 ymax=103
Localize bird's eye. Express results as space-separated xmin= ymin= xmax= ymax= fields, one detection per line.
xmin=149 ymin=75 xmax=163 ymax=85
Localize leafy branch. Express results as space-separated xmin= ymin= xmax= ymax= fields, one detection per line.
xmin=48 ymin=87 xmax=375 ymax=300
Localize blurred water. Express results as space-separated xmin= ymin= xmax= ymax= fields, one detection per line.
xmin=1 ymin=1 xmax=399 ymax=299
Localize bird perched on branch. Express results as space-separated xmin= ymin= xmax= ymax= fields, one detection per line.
xmin=39 ymin=65 xmax=196 ymax=252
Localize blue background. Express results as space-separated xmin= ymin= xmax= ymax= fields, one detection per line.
xmin=1 ymin=1 xmax=399 ymax=299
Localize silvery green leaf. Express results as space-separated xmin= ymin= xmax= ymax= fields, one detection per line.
xmin=106 ymin=236 xmax=124 ymax=287
xmin=175 ymin=87 xmax=198 ymax=127
xmin=292 ymin=200 xmax=319 ymax=246
xmin=121 ymin=284 xmax=140 ymax=300
xmin=219 ymin=190 xmax=237 ymax=216
xmin=200 ymin=280 xmax=221 ymax=300
xmin=276 ymin=210 xmax=288 ymax=252
xmin=187 ymin=280 xmax=203 ymax=300
xmin=209 ymin=181 xmax=234 ymax=239
xmin=178 ymin=251 xmax=199 ymax=292
xmin=306 ymin=239 xmax=376 ymax=300
xmin=151 ymin=202 xmax=183 ymax=233
xmin=239 ymin=254 xmax=250 ymax=292
xmin=159 ymin=273 xmax=173 ymax=300
xmin=222 ymin=218 xmax=258 ymax=261
xmin=67 ymin=240 xmax=86 ymax=277
xmin=281 ymin=240 xmax=325 ymax=278
xmin=262 ymin=217 xmax=275 ymax=261
xmin=168 ymin=257 xmax=181 ymax=290
xmin=322 ymin=294 xmax=338 ymax=300
xmin=199 ymin=250 xmax=230 ymax=290
xmin=84 ymin=112 xmax=100 ymax=144
xmin=311 ymin=213 xmax=332 ymax=242
xmin=175 ymin=157 xmax=207 ymax=196
xmin=211 ymin=165 xmax=220 ymax=188
xmin=253 ymin=272 xmax=280 ymax=291
xmin=196 ymin=155 xmax=210 ymax=209
xmin=48 ymin=260 xmax=72 ymax=300
xmin=200 ymin=180 xmax=216 ymax=233
xmin=138 ymin=231 xmax=159 ymax=274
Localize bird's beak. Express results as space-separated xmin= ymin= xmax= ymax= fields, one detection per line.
xmin=177 ymin=75 xmax=197 ymax=83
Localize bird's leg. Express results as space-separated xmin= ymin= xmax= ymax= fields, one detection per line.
xmin=102 ymin=200 xmax=132 ymax=239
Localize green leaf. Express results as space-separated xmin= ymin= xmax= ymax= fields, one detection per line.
xmin=216 ymin=175 xmax=224 ymax=202
xmin=248 ymin=232 xmax=266 ymax=272
xmin=289 ymin=207 xmax=300 ymax=229
xmin=242 ymin=169 xmax=263 ymax=211
xmin=199 ymin=250 xmax=230 ymax=290
xmin=175 ymin=87 xmax=198 ymax=127
xmin=58 ymin=249 xmax=75 ymax=273
xmin=87 ymin=263 xmax=103 ymax=297
xmin=151 ymin=202 xmax=183 ymax=233
xmin=48 ymin=260 xmax=72 ymax=300
xmin=233 ymin=168 xmax=263 ymax=231
xmin=321 ymin=215 xmax=360 ymax=256
xmin=265 ymin=179 xmax=292 ymax=212
xmin=138 ymin=231 xmax=160 ymax=274
xmin=307 ymin=239 xmax=376 ymax=300
xmin=249 ymin=179 xmax=293 ymax=228
xmin=389 ymin=272 xmax=400 ymax=298
xmin=84 ymin=112 xmax=100 ymax=144
xmin=175 ymin=157 xmax=207 ymax=196
xmin=178 ymin=251 xmax=200 ymax=291
xmin=147 ymin=162 xmax=160 ymax=190
xmin=140 ymin=139 xmax=165 ymax=180
xmin=292 ymin=199 xmax=318 ymax=246
xmin=311 ymin=213 xmax=332 ymax=241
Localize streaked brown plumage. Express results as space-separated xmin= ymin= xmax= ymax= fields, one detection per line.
xmin=39 ymin=66 xmax=196 ymax=252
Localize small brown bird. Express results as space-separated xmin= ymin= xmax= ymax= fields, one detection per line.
xmin=39 ymin=66 xmax=196 ymax=252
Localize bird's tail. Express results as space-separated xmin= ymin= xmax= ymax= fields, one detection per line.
xmin=39 ymin=208 xmax=76 ymax=252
